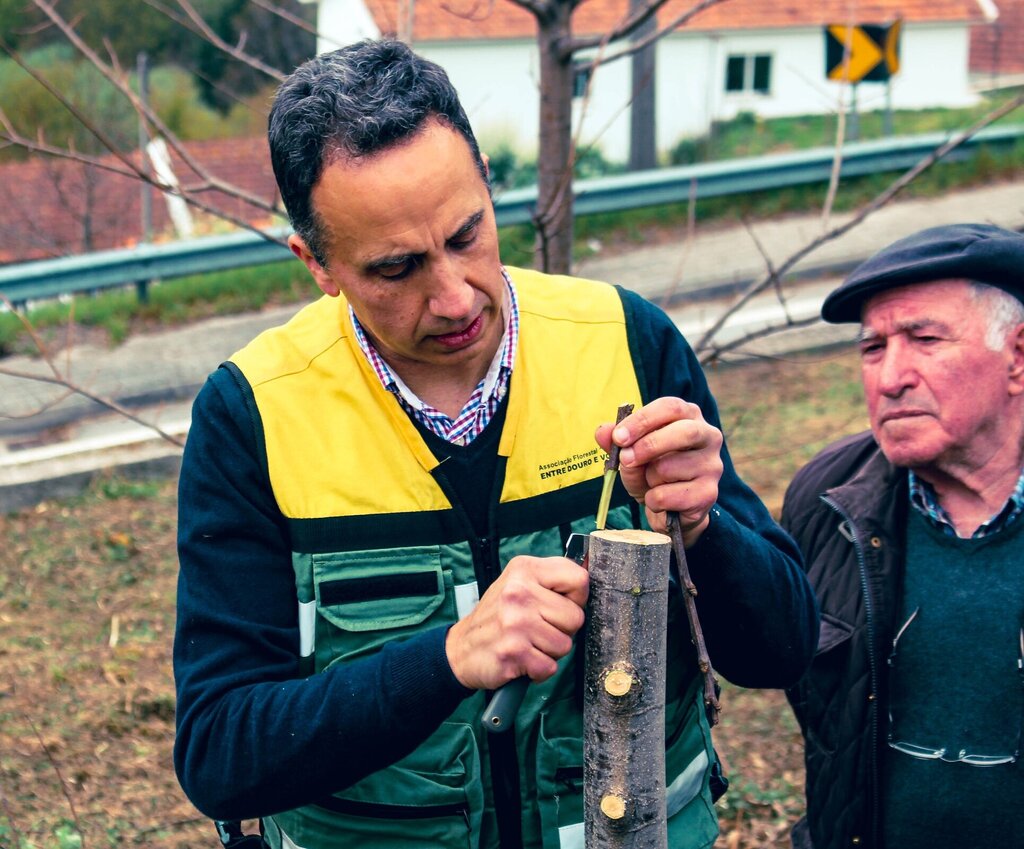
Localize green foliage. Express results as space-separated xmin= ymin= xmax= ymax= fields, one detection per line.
xmin=0 ymin=45 xmax=274 ymax=163
xmin=53 ymin=820 xmax=83 ymax=849
xmin=98 ymin=477 xmax=163 ymax=501
xmin=147 ymin=66 xmax=271 ymax=140
xmin=0 ymin=44 xmax=138 ymax=158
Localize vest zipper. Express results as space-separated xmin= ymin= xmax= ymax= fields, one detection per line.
xmin=822 ymin=495 xmax=881 ymax=848
xmin=433 ymin=462 xmax=523 ymax=849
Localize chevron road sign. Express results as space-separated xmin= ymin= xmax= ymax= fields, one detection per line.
xmin=825 ymin=19 xmax=902 ymax=83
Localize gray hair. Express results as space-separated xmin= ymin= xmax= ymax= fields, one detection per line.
xmin=968 ymin=282 xmax=1024 ymax=351
xmin=268 ymin=39 xmax=487 ymax=266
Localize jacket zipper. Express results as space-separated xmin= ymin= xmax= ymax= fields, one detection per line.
xmin=821 ymin=495 xmax=881 ymax=849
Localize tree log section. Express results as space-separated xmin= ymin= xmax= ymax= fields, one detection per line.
xmin=584 ymin=528 xmax=671 ymax=849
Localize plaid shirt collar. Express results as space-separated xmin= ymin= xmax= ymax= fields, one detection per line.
xmin=350 ymin=268 xmax=518 ymax=446
xmin=908 ymin=467 xmax=1024 ymax=539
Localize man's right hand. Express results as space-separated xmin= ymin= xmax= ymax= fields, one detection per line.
xmin=444 ymin=555 xmax=589 ymax=691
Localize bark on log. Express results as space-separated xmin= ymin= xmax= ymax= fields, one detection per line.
xmin=584 ymin=528 xmax=672 ymax=849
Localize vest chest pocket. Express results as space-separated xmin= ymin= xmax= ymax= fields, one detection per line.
xmin=312 ymin=547 xmax=455 ymax=667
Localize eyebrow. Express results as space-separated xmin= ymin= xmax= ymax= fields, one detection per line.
xmin=363 ymin=209 xmax=485 ymax=275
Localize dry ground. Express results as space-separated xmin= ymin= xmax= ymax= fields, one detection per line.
xmin=0 ymin=346 xmax=868 ymax=848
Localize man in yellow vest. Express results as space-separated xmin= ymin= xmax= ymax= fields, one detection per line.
xmin=174 ymin=38 xmax=818 ymax=849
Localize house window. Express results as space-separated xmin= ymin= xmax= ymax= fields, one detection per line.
xmin=725 ymin=54 xmax=772 ymax=94
xmin=573 ymin=61 xmax=592 ymax=99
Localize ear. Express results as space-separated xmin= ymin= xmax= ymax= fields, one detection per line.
xmin=1007 ymin=322 xmax=1024 ymax=396
xmin=481 ymin=152 xmax=490 ymax=178
xmin=288 ymin=233 xmax=341 ymax=298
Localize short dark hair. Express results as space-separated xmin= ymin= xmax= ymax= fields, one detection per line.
xmin=268 ymin=39 xmax=487 ymax=266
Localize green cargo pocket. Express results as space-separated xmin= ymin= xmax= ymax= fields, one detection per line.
xmin=311 ymin=547 xmax=454 ymax=665
xmin=535 ymin=711 xmax=585 ymax=849
xmin=268 ymin=721 xmax=483 ymax=849
xmin=664 ymin=691 xmax=720 ymax=849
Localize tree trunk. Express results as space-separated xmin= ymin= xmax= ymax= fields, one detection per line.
xmin=584 ymin=528 xmax=671 ymax=849
xmin=628 ymin=0 xmax=657 ymax=172
xmin=534 ymin=4 xmax=575 ymax=275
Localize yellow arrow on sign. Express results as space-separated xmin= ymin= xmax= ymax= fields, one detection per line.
xmin=827 ymin=24 xmax=884 ymax=83
xmin=885 ymin=19 xmax=902 ymax=75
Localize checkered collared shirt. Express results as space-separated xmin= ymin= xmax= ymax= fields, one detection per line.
xmin=350 ymin=269 xmax=518 ymax=446
xmin=908 ymin=468 xmax=1024 ymax=539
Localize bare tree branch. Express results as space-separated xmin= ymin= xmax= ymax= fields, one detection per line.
xmin=698 ymin=314 xmax=821 ymax=365
xmin=0 ymin=36 xmax=136 ymax=171
xmin=28 ymin=716 xmax=84 ymax=845
xmin=0 ymin=363 xmax=187 ymax=447
xmin=145 ymin=0 xmax=286 ymax=82
xmin=0 ymin=115 xmax=288 ymax=242
xmin=693 ymin=91 xmax=1024 ymax=356
xmin=567 ymin=0 xmax=727 ymax=63
xmin=740 ymin=215 xmax=794 ymax=322
xmin=440 ymin=0 xmax=497 ymax=23
xmin=29 ymin=0 xmax=284 ymax=220
xmin=822 ymin=23 xmax=856 ymax=229
xmin=0 ymin=291 xmax=185 ymax=448
xmin=507 ymin=0 xmax=552 ymax=17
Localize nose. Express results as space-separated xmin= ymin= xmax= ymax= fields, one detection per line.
xmin=876 ymin=342 xmax=916 ymax=397
xmin=428 ymin=258 xmax=475 ymax=321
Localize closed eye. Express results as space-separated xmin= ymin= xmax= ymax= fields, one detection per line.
xmin=374 ymin=256 xmax=419 ymax=280
xmin=448 ymin=212 xmax=483 ymax=251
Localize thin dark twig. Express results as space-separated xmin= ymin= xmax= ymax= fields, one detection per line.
xmin=0 ymin=365 xmax=187 ymax=448
xmin=168 ymin=0 xmax=286 ymax=81
xmin=741 ymin=216 xmax=792 ymax=321
xmin=30 ymin=0 xmax=282 ymax=217
xmin=28 ymin=716 xmax=85 ymax=847
xmin=694 ymin=91 xmax=1024 ymax=355
xmin=699 ymin=314 xmax=822 ymax=366
xmin=570 ymin=0 xmax=728 ymax=66
xmin=666 ymin=513 xmax=720 ymax=726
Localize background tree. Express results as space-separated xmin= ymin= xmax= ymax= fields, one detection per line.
xmin=504 ymin=0 xmax=726 ymax=273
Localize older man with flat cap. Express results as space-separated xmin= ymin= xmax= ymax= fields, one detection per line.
xmin=781 ymin=222 xmax=1024 ymax=849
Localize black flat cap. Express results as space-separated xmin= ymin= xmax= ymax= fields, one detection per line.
xmin=821 ymin=222 xmax=1024 ymax=323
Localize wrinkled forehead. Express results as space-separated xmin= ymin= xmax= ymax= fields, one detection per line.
xmin=860 ymin=278 xmax=976 ymax=324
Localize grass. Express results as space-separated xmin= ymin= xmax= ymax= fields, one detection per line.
xmin=0 ymin=345 xmax=868 ymax=848
xmin=670 ymin=85 xmax=1024 ymax=164
xmin=0 ymin=260 xmax=314 ymax=355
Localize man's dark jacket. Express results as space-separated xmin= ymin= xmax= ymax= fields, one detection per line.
xmin=780 ymin=431 xmax=908 ymax=849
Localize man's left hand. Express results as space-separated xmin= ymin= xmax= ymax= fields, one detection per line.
xmin=595 ymin=397 xmax=723 ymax=546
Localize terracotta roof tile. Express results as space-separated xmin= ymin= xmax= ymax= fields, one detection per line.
xmin=362 ymin=0 xmax=985 ymax=42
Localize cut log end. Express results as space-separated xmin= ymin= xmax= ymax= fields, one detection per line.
xmin=591 ymin=528 xmax=670 ymax=546
xmin=600 ymin=794 xmax=627 ymax=820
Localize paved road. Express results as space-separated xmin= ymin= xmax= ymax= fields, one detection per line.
xmin=1 ymin=178 xmax=1021 ymax=511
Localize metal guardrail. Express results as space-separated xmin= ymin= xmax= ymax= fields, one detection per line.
xmin=1 ymin=124 xmax=1021 ymax=304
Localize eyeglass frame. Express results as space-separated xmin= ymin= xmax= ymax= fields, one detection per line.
xmin=885 ymin=607 xmax=1024 ymax=767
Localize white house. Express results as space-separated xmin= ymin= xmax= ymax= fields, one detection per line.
xmin=303 ymin=0 xmax=987 ymax=162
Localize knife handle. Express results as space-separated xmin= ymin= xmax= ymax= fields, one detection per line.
xmin=482 ymin=676 xmax=529 ymax=733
